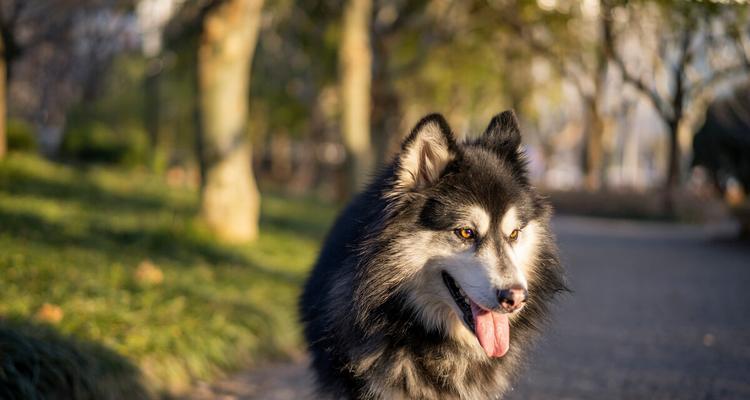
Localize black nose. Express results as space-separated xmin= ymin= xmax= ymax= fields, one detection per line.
xmin=497 ymin=285 xmax=528 ymax=312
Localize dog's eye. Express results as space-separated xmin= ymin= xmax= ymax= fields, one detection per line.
xmin=454 ymin=227 xmax=476 ymax=240
xmin=508 ymin=228 xmax=521 ymax=242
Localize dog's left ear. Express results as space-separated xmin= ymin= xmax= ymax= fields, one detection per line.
xmin=395 ymin=113 xmax=457 ymax=191
xmin=482 ymin=110 xmax=521 ymax=153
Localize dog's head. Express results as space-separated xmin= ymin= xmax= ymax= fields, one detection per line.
xmin=355 ymin=111 xmax=565 ymax=359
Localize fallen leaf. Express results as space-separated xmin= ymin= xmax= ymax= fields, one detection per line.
xmin=135 ymin=259 xmax=164 ymax=286
xmin=36 ymin=303 xmax=64 ymax=324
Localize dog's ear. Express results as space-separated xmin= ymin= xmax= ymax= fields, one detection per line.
xmin=482 ymin=110 xmax=521 ymax=153
xmin=395 ymin=113 xmax=457 ymax=191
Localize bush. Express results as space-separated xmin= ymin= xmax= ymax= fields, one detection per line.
xmin=6 ymin=119 xmax=37 ymax=153
xmin=119 ymin=126 xmax=149 ymax=168
xmin=61 ymin=121 xmax=148 ymax=166
xmin=692 ymin=83 xmax=750 ymax=193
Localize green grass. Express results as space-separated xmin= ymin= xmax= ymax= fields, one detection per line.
xmin=0 ymin=153 xmax=337 ymax=395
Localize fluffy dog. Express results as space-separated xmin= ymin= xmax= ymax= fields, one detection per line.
xmin=301 ymin=111 xmax=567 ymax=399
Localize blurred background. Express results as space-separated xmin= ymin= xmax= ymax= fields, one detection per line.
xmin=0 ymin=0 xmax=749 ymax=399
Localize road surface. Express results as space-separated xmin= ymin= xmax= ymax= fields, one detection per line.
xmin=188 ymin=216 xmax=750 ymax=400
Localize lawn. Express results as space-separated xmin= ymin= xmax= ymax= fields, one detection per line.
xmin=0 ymin=154 xmax=336 ymax=397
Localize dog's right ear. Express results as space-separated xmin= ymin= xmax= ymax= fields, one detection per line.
xmin=482 ymin=110 xmax=521 ymax=153
xmin=395 ymin=114 xmax=457 ymax=191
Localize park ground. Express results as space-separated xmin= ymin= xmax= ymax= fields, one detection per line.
xmin=1 ymin=154 xmax=749 ymax=399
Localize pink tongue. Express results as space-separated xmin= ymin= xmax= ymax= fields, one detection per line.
xmin=471 ymin=301 xmax=510 ymax=357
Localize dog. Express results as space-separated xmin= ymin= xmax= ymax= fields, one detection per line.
xmin=300 ymin=111 xmax=567 ymax=399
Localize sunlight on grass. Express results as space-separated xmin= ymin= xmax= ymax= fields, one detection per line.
xmin=0 ymin=154 xmax=337 ymax=394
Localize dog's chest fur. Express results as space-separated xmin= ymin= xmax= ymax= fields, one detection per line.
xmin=340 ymin=310 xmax=521 ymax=400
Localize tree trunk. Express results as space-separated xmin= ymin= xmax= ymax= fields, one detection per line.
xmin=339 ymin=0 xmax=373 ymax=196
xmin=583 ymin=99 xmax=604 ymax=191
xmin=0 ymin=45 xmax=6 ymax=160
xmin=664 ymin=119 xmax=681 ymax=214
xmin=583 ymin=10 xmax=613 ymax=192
xmin=664 ymin=63 xmax=685 ymax=215
xmin=196 ymin=0 xmax=264 ymax=242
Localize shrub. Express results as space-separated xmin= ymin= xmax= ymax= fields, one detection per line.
xmin=6 ymin=119 xmax=37 ymax=153
xmin=60 ymin=121 xmax=148 ymax=166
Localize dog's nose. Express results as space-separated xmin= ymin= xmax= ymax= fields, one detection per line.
xmin=497 ymin=285 xmax=528 ymax=312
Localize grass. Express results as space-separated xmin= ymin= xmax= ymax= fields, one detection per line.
xmin=0 ymin=153 xmax=337 ymax=395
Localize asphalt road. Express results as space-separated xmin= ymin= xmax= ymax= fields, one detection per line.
xmin=189 ymin=216 xmax=750 ymax=400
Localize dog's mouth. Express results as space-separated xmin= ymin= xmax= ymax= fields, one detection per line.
xmin=441 ymin=271 xmax=475 ymax=331
xmin=441 ymin=271 xmax=510 ymax=358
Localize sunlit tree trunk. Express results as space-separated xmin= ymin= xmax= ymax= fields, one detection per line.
xmin=196 ymin=0 xmax=264 ymax=242
xmin=663 ymin=53 xmax=686 ymax=214
xmin=339 ymin=0 xmax=373 ymax=196
xmin=583 ymin=99 xmax=605 ymax=191
xmin=583 ymin=8 xmax=613 ymax=191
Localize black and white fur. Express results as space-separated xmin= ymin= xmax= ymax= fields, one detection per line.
xmin=300 ymin=111 xmax=567 ymax=399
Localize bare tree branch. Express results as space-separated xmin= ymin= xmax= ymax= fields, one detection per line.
xmin=499 ymin=11 xmax=596 ymax=99
xmin=604 ymin=3 xmax=674 ymax=121
xmin=609 ymin=47 xmax=673 ymax=120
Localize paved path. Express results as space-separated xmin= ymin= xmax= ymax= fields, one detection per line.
xmin=188 ymin=216 xmax=750 ymax=400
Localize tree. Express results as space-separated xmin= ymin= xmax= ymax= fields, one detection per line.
xmin=492 ymin=1 xmax=615 ymax=190
xmin=1 ymin=1 xmax=133 ymax=156
xmin=607 ymin=2 xmax=750 ymax=210
xmin=370 ymin=0 xmax=462 ymax=166
xmin=239 ymin=0 xmax=462 ymax=198
xmin=248 ymin=0 xmax=341 ymax=194
xmin=339 ymin=0 xmax=373 ymax=195
xmin=137 ymin=0 xmax=184 ymax=170
xmin=195 ymin=0 xmax=265 ymax=242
